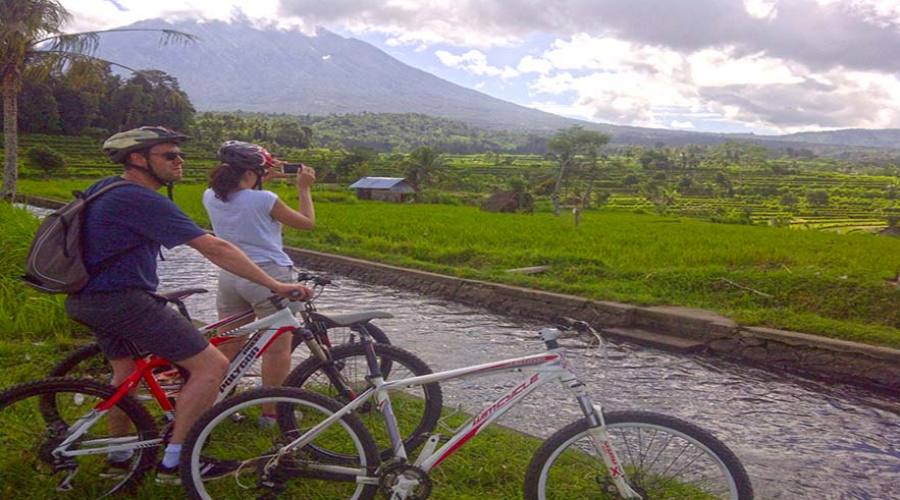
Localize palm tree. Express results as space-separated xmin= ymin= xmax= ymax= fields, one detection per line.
xmin=1 ymin=0 xmax=195 ymax=199
xmin=404 ymin=146 xmax=445 ymax=189
xmin=547 ymin=126 xmax=609 ymax=216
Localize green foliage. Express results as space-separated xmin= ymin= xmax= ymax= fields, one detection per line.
xmin=25 ymin=145 xmax=65 ymax=176
xmin=806 ymin=189 xmax=830 ymax=207
xmin=779 ymin=192 xmax=798 ymax=208
xmin=13 ymin=62 xmax=194 ymax=135
xmin=0 ymin=202 xmax=80 ymax=342
xmin=403 ymin=146 xmax=446 ymax=189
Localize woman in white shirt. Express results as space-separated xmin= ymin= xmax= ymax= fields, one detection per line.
xmin=203 ymin=140 xmax=315 ymax=425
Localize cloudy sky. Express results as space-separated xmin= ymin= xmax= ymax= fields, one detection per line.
xmin=63 ymin=0 xmax=900 ymax=134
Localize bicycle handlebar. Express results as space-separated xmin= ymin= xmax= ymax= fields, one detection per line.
xmin=295 ymin=270 xmax=333 ymax=287
xmin=553 ymin=316 xmax=604 ymax=346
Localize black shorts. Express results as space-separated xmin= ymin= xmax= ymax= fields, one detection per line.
xmin=65 ymin=289 xmax=208 ymax=362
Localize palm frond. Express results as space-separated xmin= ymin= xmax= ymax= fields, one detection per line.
xmin=25 ymin=49 xmax=140 ymax=75
xmin=36 ymin=28 xmax=197 ymax=54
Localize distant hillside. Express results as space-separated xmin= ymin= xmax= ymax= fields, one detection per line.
xmin=92 ymin=18 xmax=900 ymax=151
xmin=768 ymin=129 xmax=900 ymax=149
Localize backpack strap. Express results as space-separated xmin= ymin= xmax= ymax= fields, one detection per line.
xmin=81 ymin=179 xmax=135 ymax=203
xmin=76 ymin=179 xmax=141 ymax=274
xmin=58 ymin=180 xmax=135 ymax=258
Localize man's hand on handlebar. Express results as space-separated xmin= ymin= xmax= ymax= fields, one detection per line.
xmin=272 ymin=282 xmax=314 ymax=301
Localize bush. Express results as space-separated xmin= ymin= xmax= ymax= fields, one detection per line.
xmin=806 ymin=190 xmax=830 ymax=207
xmin=26 ymin=145 xmax=66 ymax=176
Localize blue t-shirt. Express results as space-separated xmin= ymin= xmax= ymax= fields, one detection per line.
xmin=79 ymin=177 xmax=207 ymax=293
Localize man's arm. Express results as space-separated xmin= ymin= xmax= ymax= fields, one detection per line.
xmin=186 ymin=234 xmax=310 ymax=298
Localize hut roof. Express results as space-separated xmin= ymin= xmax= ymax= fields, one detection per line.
xmin=349 ymin=177 xmax=415 ymax=193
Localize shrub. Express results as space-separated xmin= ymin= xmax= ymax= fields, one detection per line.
xmin=806 ymin=190 xmax=830 ymax=207
xmin=26 ymin=145 xmax=66 ymax=176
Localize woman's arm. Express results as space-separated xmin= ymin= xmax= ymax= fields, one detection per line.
xmin=271 ymin=164 xmax=316 ymax=230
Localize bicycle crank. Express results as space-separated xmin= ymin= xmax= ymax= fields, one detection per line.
xmin=379 ymin=463 xmax=432 ymax=500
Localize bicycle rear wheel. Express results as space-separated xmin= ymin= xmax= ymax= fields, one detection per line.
xmin=49 ymin=343 xmax=108 ymax=381
xmin=180 ymin=387 xmax=379 ymax=500
xmin=524 ymin=410 xmax=753 ymax=500
xmin=0 ymin=377 xmax=160 ymax=498
xmin=283 ymin=342 xmax=443 ymax=461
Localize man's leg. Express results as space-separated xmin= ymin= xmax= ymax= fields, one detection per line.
xmin=107 ymin=358 xmax=137 ymax=447
xmin=169 ymin=345 xmax=229 ymax=444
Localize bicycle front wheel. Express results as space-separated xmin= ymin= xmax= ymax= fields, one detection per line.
xmin=180 ymin=387 xmax=379 ymax=500
xmin=0 ymin=377 xmax=160 ymax=498
xmin=524 ymin=410 xmax=753 ymax=500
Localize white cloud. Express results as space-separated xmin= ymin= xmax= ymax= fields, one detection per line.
xmin=688 ymin=48 xmax=803 ymax=86
xmin=435 ymin=49 xmax=519 ymax=79
xmin=743 ymin=0 xmax=777 ymax=20
xmin=516 ymin=55 xmax=554 ymax=75
xmin=60 ymin=0 xmax=298 ymax=32
xmin=520 ymin=31 xmax=900 ymax=132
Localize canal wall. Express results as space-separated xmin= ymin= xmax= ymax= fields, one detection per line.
xmin=22 ymin=194 xmax=900 ymax=394
xmin=284 ymin=247 xmax=900 ymax=395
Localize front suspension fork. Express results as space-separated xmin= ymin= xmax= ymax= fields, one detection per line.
xmin=577 ymin=396 xmax=642 ymax=499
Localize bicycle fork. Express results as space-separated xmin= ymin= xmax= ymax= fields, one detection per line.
xmin=574 ymin=392 xmax=643 ymax=499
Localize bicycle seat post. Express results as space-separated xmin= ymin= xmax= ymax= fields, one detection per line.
xmin=539 ymin=328 xmax=561 ymax=350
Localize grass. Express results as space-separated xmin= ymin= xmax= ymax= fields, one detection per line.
xmin=14 ymin=179 xmax=900 ymax=347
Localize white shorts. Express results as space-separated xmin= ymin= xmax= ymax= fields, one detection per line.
xmin=216 ymin=262 xmax=299 ymax=318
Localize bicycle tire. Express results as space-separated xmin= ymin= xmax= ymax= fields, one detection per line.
xmin=524 ymin=410 xmax=753 ymax=500
xmin=283 ymin=342 xmax=442 ymax=461
xmin=0 ymin=377 xmax=160 ymax=498
xmin=180 ymin=387 xmax=379 ymax=500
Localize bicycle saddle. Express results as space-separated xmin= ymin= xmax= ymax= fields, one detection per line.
xmin=158 ymin=288 xmax=209 ymax=302
xmin=308 ymin=310 xmax=393 ymax=328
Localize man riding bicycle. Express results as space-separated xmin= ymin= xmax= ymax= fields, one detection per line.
xmin=64 ymin=126 xmax=312 ymax=483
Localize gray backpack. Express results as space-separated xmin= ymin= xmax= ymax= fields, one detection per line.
xmin=23 ymin=180 xmax=132 ymax=293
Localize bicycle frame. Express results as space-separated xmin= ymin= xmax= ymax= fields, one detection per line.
xmin=268 ymin=328 xmax=639 ymax=497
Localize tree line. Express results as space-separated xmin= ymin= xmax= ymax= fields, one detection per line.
xmin=3 ymin=62 xmax=193 ymax=137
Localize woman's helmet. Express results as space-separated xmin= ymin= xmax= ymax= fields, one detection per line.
xmin=103 ymin=126 xmax=189 ymax=164
xmin=216 ymin=140 xmax=274 ymax=175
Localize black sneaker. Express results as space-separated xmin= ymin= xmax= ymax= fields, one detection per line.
xmin=156 ymin=458 xmax=240 ymax=485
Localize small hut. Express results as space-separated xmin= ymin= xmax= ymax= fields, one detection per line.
xmin=349 ymin=177 xmax=416 ymax=202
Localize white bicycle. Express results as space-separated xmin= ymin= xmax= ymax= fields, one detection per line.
xmin=179 ymin=318 xmax=754 ymax=499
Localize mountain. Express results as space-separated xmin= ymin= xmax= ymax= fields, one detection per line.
xmin=94 ymin=19 xmax=900 ymax=150
xmin=94 ymin=19 xmax=586 ymax=132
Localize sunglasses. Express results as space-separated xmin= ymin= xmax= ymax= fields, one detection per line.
xmin=151 ymin=151 xmax=187 ymax=161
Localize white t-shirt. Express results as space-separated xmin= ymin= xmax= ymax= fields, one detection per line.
xmin=202 ymin=188 xmax=293 ymax=267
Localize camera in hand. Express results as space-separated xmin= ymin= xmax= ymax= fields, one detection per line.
xmin=283 ymin=163 xmax=302 ymax=174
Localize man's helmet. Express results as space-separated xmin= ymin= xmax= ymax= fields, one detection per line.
xmin=216 ymin=141 xmax=274 ymax=174
xmin=103 ymin=126 xmax=189 ymax=163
